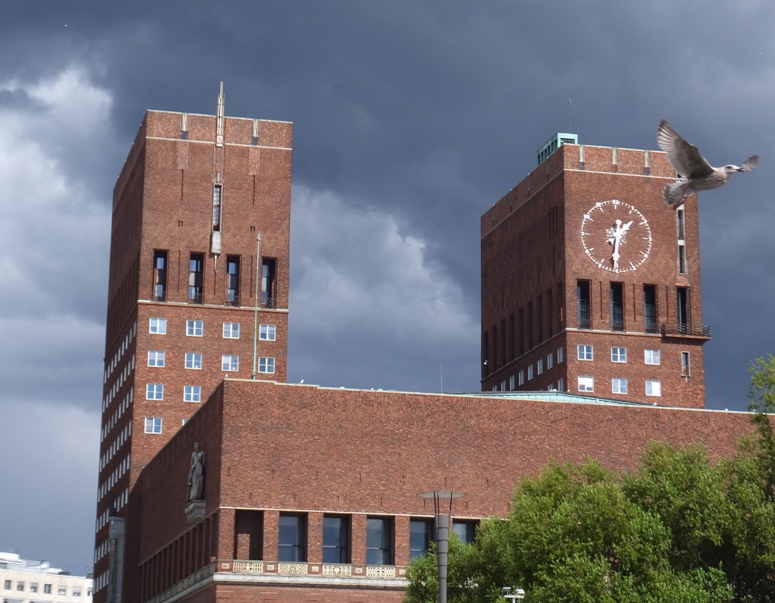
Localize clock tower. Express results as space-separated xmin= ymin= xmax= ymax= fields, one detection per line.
xmin=481 ymin=135 xmax=708 ymax=407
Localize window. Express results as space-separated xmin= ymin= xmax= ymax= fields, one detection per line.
xmin=677 ymin=287 xmax=690 ymax=330
xmin=546 ymin=353 xmax=553 ymax=370
xmin=259 ymin=324 xmax=276 ymax=341
xmin=30 ymin=583 xmax=38 ymax=593
xmin=578 ymin=376 xmax=594 ymax=392
xmin=223 ymin=322 xmax=240 ymax=339
xmin=73 ymin=587 xmax=81 ymax=597
xmin=212 ymin=185 xmax=222 ymax=230
xmin=147 ymin=350 xmax=165 ymax=367
xmin=153 ymin=251 xmax=167 ymax=301
xmin=643 ymin=285 xmax=657 ymax=333
xmin=145 ymin=417 xmax=163 ymax=434
xmin=509 ymin=375 xmax=516 ymax=390
xmin=557 ymin=346 xmax=564 ymax=364
xmin=557 ymin=377 xmax=565 ymax=392
xmin=278 ymin=514 xmax=306 ymax=562
xmin=577 ymin=344 xmax=593 ymax=361
xmin=366 ymin=517 xmax=393 ymax=565
xmin=259 ymin=357 xmax=275 ymax=374
xmin=186 ymin=320 xmax=203 ymax=337
xmin=185 ymin=352 xmax=202 ymax=369
xmin=678 ymin=244 xmax=687 ymax=274
xmin=610 ymin=282 xmax=624 ymax=331
xmin=644 ymin=349 xmax=661 ymax=365
xmin=222 ymin=355 xmax=239 ymax=371
xmin=184 ymin=385 xmax=202 ymax=403
xmin=646 ymin=380 xmax=662 ymax=397
xmin=322 ymin=515 xmax=350 ymax=563
xmin=518 ymin=370 xmax=525 ymax=386
xmin=44 ymin=584 xmax=52 ymax=594
xmin=188 ymin=253 xmax=204 ymax=303
xmin=537 ymin=358 xmax=544 ymax=375
xmin=17 ymin=581 xmax=24 ymax=592
xmin=611 ymin=347 xmax=627 ymax=363
xmin=612 ymin=378 xmax=628 ymax=394
xmin=681 ymin=351 xmax=691 ymax=377
xmin=577 ymin=280 xmax=591 ymax=328
xmin=4 ymin=580 xmax=10 ymax=590
xmin=146 ymin=383 xmax=164 ymax=400
xmin=261 ymin=258 xmax=277 ymax=308
xmin=58 ymin=586 xmax=67 ymax=596
xmin=677 ymin=207 xmax=686 ymax=240
xmin=226 ymin=256 xmax=240 ymax=305
xmin=149 ymin=317 xmax=167 ymax=334
xmin=527 ymin=364 xmax=534 ymax=380
xmin=452 ymin=520 xmax=477 ymax=544
xmin=409 ymin=519 xmax=433 ymax=560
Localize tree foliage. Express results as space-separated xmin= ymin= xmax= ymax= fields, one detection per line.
xmin=404 ymin=353 xmax=775 ymax=603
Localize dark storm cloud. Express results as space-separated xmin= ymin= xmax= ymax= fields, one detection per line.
xmin=1 ymin=0 xmax=774 ymax=575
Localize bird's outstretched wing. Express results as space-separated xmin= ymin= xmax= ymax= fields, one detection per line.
xmin=657 ymin=120 xmax=714 ymax=179
xmin=739 ymin=155 xmax=759 ymax=172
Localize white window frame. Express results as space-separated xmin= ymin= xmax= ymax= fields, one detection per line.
xmin=509 ymin=374 xmax=516 ymax=390
xmin=147 ymin=350 xmax=165 ymax=367
xmin=518 ymin=370 xmax=525 ymax=386
xmin=259 ymin=324 xmax=277 ymax=341
xmin=144 ymin=416 xmax=162 ymax=433
xmin=557 ymin=346 xmax=564 ymax=364
xmin=611 ymin=347 xmax=627 ymax=363
xmin=546 ymin=353 xmax=553 ymax=370
xmin=186 ymin=320 xmax=203 ymax=337
xmin=149 ymin=317 xmax=167 ymax=334
xmin=185 ymin=352 xmax=203 ymax=370
xmin=146 ymin=383 xmax=164 ymax=400
xmin=646 ymin=380 xmax=662 ymax=396
xmin=612 ymin=378 xmax=628 ymax=394
xmin=577 ymin=344 xmax=593 ymax=361
xmin=222 ymin=354 xmax=239 ymax=371
xmin=184 ymin=385 xmax=202 ymax=403
xmin=258 ymin=356 xmax=275 ymax=374
xmin=578 ymin=375 xmax=594 ymax=392
xmin=644 ymin=349 xmax=661 ymax=365
xmin=527 ymin=364 xmax=534 ymax=380
xmin=537 ymin=358 xmax=544 ymax=375
xmin=223 ymin=322 xmax=240 ymax=339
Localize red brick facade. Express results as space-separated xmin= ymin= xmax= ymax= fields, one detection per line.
xmin=94 ymin=106 xmax=292 ymax=600
xmin=126 ymin=380 xmax=755 ymax=603
xmin=481 ymin=143 xmax=708 ymax=407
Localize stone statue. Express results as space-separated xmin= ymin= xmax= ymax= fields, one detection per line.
xmin=187 ymin=442 xmax=205 ymax=501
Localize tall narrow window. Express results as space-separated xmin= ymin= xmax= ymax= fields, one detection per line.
xmin=677 ymin=207 xmax=686 ymax=240
xmin=366 ymin=517 xmax=393 ymax=565
xmin=677 ymin=287 xmax=690 ymax=332
xmin=226 ymin=256 xmax=240 ymax=305
xmin=188 ymin=253 xmax=204 ymax=303
xmin=577 ymin=280 xmax=590 ymax=329
xmin=643 ymin=285 xmax=657 ymax=333
xmin=262 ymin=258 xmax=277 ymax=308
xmin=409 ymin=519 xmax=433 ymax=560
xmin=278 ymin=514 xmax=306 ymax=562
xmin=212 ymin=185 xmax=222 ymax=231
xmin=681 ymin=351 xmax=691 ymax=376
xmin=610 ymin=282 xmax=624 ymax=331
xmin=677 ymin=208 xmax=687 ymax=274
xmin=323 ymin=515 xmax=350 ymax=563
xmin=678 ymin=244 xmax=687 ymax=274
xmin=153 ymin=251 xmax=167 ymax=301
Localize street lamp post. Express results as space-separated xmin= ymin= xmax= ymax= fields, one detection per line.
xmin=418 ymin=490 xmax=465 ymax=603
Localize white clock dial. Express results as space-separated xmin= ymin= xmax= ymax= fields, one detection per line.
xmin=580 ymin=200 xmax=652 ymax=273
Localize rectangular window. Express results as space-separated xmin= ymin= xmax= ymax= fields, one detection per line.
xmin=153 ymin=251 xmax=167 ymax=301
xmin=30 ymin=583 xmax=38 ymax=593
xmin=259 ymin=324 xmax=276 ymax=341
xmin=4 ymin=580 xmax=10 ymax=590
xmin=144 ymin=417 xmax=162 ymax=434
xmin=186 ymin=320 xmax=203 ymax=337
xmin=185 ymin=352 xmax=202 ymax=369
xmin=646 ymin=380 xmax=662 ymax=396
xmin=610 ymin=282 xmax=624 ymax=331
xmin=259 ymin=357 xmax=275 ymax=374
xmin=58 ymin=586 xmax=67 ymax=596
xmin=557 ymin=346 xmax=564 ymax=364
xmin=546 ymin=353 xmax=553 ymax=370
xmin=577 ymin=280 xmax=591 ymax=329
xmin=184 ymin=385 xmax=201 ymax=403
xmin=188 ymin=253 xmax=204 ymax=303
xmin=452 ymin=520 xmax=477 ymax=545
xmin=677 ymin=287 xmax=690 ymax=331
xmin=44 ymin=585 xmax=52 ymax=594
xmin=212 ymin=185 xmax=222 ymax=230
xmin=643 ymin=285 xmax=657 ymax=333
xmin=527 ymin=364 xmax=534 ymax=380
xmin=537 ymin=358 xmax=544 ymax=375
xmin=226 ymin=255 xmax=240 ymax=305
xmin=644 ymin=349 xmax=661 ymax=365
xmin=278 ymin=514 xmax=307 ymax=562
xmin=681 ymin=351 xmax=691 ymax=377
xmin=611 ymin=347 xmax=627 ymax=363
xmin=409 ymin=519 xmax=433 ymax=561
xmin=149 ymin=317 xmax=167 ymax=334
xmin=677 ymin=207 xmax=686 ymax=240
xmin=678 ymin=243 xmax=687 ymax=274
xmin=17 ymin=582 xmax=24 ymax=592
xmin=578 ymin=376 xmax=594 ymax=392
xmin=222 ymin=355 xmax=239 ymax=371
xmin=518 ymin=370 xmax=525 ymax=386
xmin=612 ymin=378 xmax=628 ymax=394
xmin=147 ymin=350 xmax=165 ymax=367
xmin=322 ymin=515 xmax=350 ymax=564
xmin=261 ymin=258 xmax=277 ymax=308
xmin=146 ymin=383 xmax=164 ymax=400
xmin=366 ymin=517 xmax=393 ymax=565
xmin=223 ymin=322 xmax=240 ymax=339
xmin=577 ymin=344 xmax=593 ymax=361
xmin=557 ymin=377 xmax=565 ymax=392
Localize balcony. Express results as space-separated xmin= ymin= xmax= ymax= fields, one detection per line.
xmin=661 ymin=323 xmax=711 ymax=339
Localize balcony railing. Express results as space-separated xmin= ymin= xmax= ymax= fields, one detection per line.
xmin=661 ymin=323 xmax=711 ymax=339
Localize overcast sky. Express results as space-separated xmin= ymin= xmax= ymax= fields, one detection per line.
xmin=1 ymin=0 xmax=774 ymax=575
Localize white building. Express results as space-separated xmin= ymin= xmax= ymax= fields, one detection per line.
xmin=0 ymin=552 xmax=92 ymax=603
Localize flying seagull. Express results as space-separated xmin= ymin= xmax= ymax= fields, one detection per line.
xmin=657 ymin=119 xmax=758 ymax=208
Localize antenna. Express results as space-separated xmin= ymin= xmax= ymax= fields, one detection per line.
xmin=568 ymin=98 xmax=572 ymax=131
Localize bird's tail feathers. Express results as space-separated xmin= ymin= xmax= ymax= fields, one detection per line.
xmin=663 ymin=182 xmax=687 ymax=209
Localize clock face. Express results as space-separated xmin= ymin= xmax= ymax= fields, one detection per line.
xmin=580 ymin=200 xmax=652 ymax=273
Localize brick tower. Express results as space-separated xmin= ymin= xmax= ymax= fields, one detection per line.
xmin=92 ymin=86 xmax=292 ymax=597
xmin=481 ymin=134 xmax=709 ymax=407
